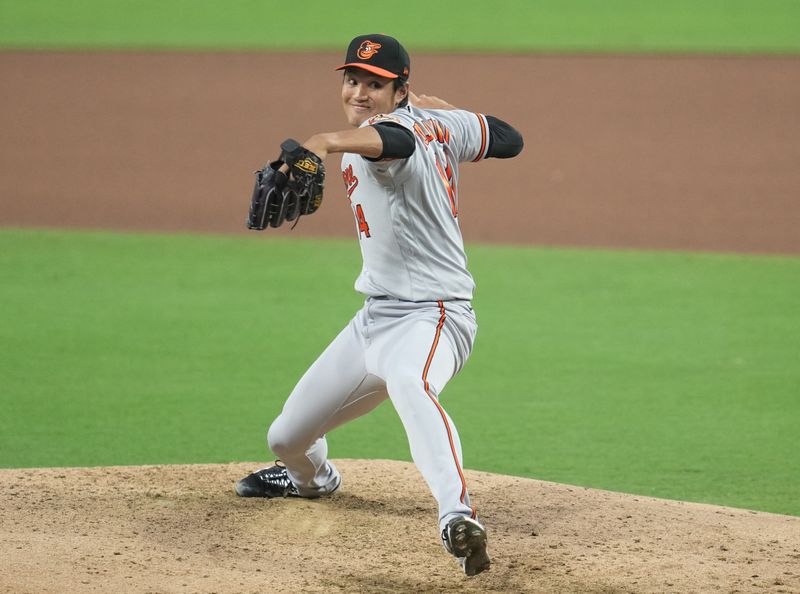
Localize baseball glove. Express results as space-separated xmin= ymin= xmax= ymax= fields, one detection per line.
xmin=247 ymin=139 xmax=325 ymax=230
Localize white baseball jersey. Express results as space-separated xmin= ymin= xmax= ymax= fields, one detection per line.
xmin=265 ymin=103 xmax=495 ymax=543
xmin=341 ymin=105 xmax=490 ymax=302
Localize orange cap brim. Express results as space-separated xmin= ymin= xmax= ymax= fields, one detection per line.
xmin=335 ymin=63 xmax=399 ymax=79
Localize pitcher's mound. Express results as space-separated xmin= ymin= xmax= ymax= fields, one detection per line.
xmin=1 ymin=460 xmax=798 ymax=593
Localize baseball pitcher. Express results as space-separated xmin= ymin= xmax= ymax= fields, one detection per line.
xmin=239 ymin=34 xmax=523 ymax=577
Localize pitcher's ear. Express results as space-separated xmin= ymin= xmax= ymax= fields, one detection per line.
xmin=396 ymin=83 xmax=409 ymax=106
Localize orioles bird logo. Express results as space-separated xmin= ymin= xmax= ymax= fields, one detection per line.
xmin=357 ymin=40 xmax=382 ymax=60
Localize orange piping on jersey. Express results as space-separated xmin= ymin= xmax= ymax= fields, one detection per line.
xmin=422 ymin=301 xmax=476 ymax=518
xmin=472 ymin=113 xmax=487 ymax=162
xmin=435 ymin=157 xmax=458 ymax=217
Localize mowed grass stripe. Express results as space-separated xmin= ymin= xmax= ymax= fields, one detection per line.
xmin=1 ymin=228 xmax=798 ymax=516
xmin=1 ymin=0 xmax=799 ymax=53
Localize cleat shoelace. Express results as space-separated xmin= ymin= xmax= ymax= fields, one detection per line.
xmin=255 ymin=461 xmax=298 ymax=496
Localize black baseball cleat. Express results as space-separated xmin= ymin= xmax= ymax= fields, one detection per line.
xmin=234 ymin=461 xmax=300 ymax=498
xmin=441 ymin=516 xmax=491 ymax=576
xmin=234 ymin=460 xmax=342 ymax=498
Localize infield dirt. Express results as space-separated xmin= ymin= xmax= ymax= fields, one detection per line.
xmin=2 ymin=461 xmax=799 ymax=593
xmin=1 ymin=51 xmax=799 ymax=593
xmin=2 ymin=51 xmax=799 ymax=253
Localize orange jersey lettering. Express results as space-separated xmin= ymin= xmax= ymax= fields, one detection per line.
xmin=342 ymin=164 xmax=359 ymax=199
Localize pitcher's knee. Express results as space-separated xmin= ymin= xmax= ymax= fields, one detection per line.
xmin=268 ymin=415 xmax=320 ymax=458
xmin=267 ymin=417 xmax=298 ymax=458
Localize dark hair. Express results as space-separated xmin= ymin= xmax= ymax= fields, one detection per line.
xmin=394 ymin=78 xmax=409 ymax=108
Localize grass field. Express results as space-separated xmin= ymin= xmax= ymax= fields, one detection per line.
xmin=2 ymin=228 xmax=798 ymax=516
xmin=1 ymin=0 xmax=799 ymax=53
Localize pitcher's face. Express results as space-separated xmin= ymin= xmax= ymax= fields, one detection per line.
xmin=341 ymin=69 xmax=408 ymax=127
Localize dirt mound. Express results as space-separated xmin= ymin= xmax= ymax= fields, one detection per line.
xmin=1 ymin=460 xmax=798 ymax=593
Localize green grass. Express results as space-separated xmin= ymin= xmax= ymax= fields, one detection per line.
xmin=1 ymin=0 xmax=799 ymax=53
xmin=1 ymin=228 xmax=799 ymax=517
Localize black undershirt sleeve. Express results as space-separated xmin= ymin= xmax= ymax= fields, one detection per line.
xmin=369 ymin=122 xmax=416 ymax=160
xmin=485 ymin=115 xmax=524 ymax=159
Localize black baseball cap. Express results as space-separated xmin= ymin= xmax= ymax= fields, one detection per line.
xmin=335 ymin=34 xmax=410 ymax=81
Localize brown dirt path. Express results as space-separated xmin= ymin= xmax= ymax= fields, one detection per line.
xmin=1 ymin=52 xmax=799 ymax=253
xmin=1 ymin=461 xmax=798 ymax=593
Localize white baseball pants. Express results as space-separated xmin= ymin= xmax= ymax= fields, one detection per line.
xmin=266 ymin=297 xmax=478 ymax=529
